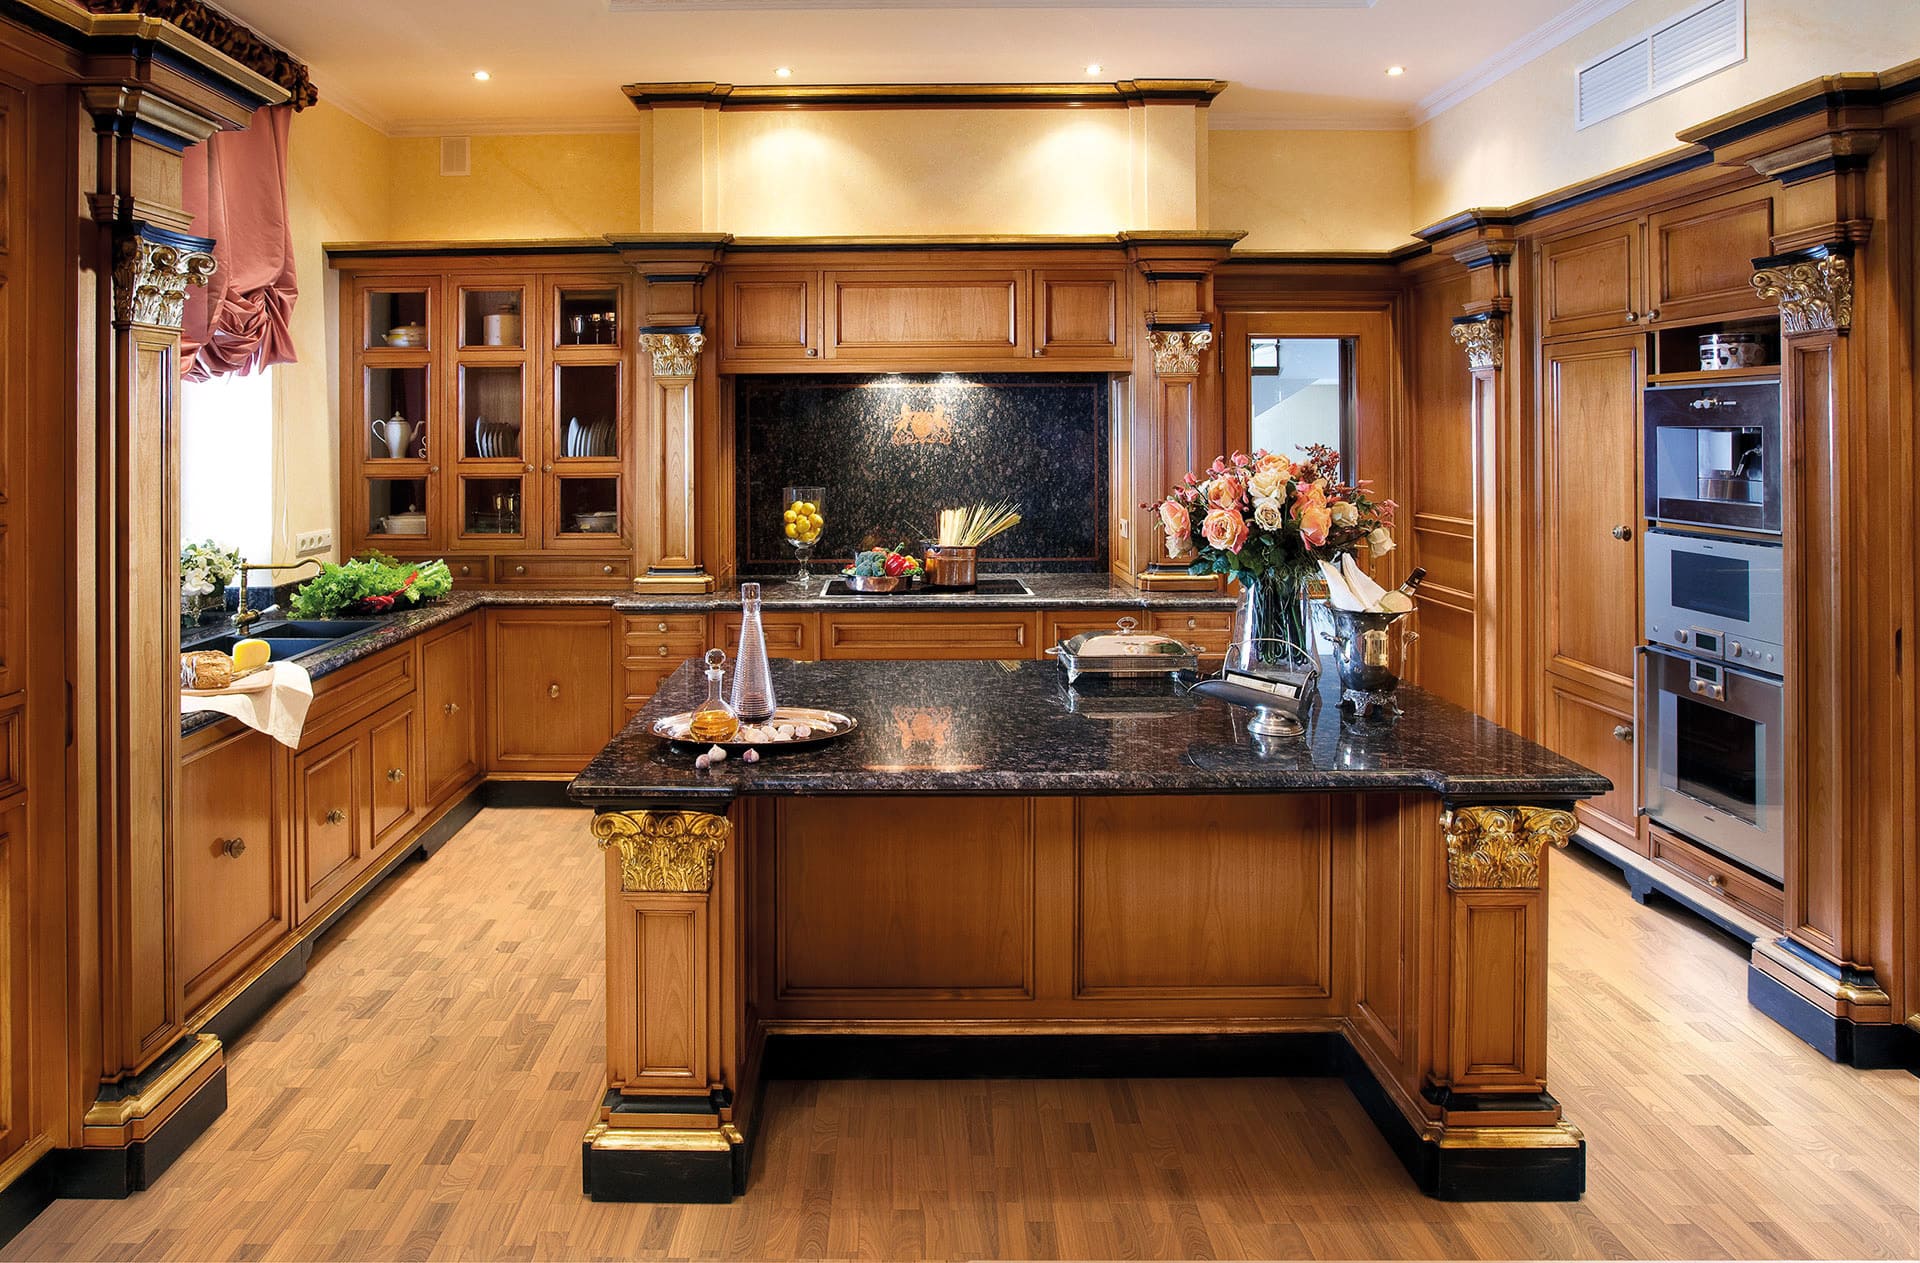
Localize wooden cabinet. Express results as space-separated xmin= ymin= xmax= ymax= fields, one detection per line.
xmin=1647 ymin=187 xmax=1778 ymax=326
xmin=369 ymin=702 xmax=420 ymax=848
xmin=177 ymin=724 xmax=289 ymax=1019
xmin=1539 ymin=221 xmax=1643 ymax=339
xmin=713 ymin=611 xmax=817 ymax=661
xmin=1542 ymin=677 xmax=1640 ymax=850
xmin=826 ymin=270 xmax=1025 ymax=361
xmin=486 ymin=609 xmax=618 ymax=772
xmin=1032 ymin=269 xmax=1126 ymax=359
xmin=1649 ymin=823 xmax=1785 ymax=928
xmin=292 ymin=727 xmax=369 ymax=925
xmin=1541 ymin=337 xmax=1642 ymax=692
xmin=1150 ymin=609 xmax=1234 ymax=662
xmin=722 ymin=271 xmax=819 ymax=362
xmin=420 ymin=619 xmax=483 ymax=805
xmin=1042 ymin=609 xmax=1132 ymax=648
xmin=820 ymin=611 xmax=1039 ymax=660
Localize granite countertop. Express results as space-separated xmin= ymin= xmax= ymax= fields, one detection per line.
xmin=178 ymin=574 xmax=1234 ymax=738
xmin=570 ymin=658 xmax=1613 ymax=805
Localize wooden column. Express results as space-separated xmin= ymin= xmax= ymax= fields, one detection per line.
xmin=584 ymin=807 xmax=747 ymax=1202
xmin=1121 ymin=232 xmax=1242 ymax=589
xmin=615 ymin=236 xmax=731 ymax=593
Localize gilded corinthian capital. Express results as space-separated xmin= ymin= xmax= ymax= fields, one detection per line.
xmin=113 ymin=233 xmax=216 ymax=330
xmin=637 ymin=331 xmax=707 ymax=378
xmin=592 ymin=809 xmax=731 ymax=892
xmin=1441 ymin=805 xmax=1577 ymax=890
xmin=1449 ymin=316 xmax=1505 ymax=371
xmin=1751 ymin=253 xmax=1853 ymax=334
xmin=1147 ymin=328 xmax=1213 ymax=376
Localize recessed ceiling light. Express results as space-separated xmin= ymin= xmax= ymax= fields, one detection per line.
xmin=1085 ymin=63 xmax=1103 ymax=77
xmin=1385 ymin=65 xmax=1406 ymax=77
xmin=473 ymin=69 xmax=491 ymax=81
xmin=775 ymin=66 xmax=792 ymax=78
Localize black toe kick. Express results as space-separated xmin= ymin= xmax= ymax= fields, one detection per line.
xmin=582 ymin=1140 xmax=743 ymax=1204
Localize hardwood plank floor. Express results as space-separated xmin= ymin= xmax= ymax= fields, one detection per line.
xmin=10 ymin=808 xmax=1916 ymax=1261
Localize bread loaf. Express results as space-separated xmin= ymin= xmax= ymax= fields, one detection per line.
xmin=181 ymin=650 xmax=235 ymax=690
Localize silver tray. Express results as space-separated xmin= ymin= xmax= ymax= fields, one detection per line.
xmin=1046 ymin=615 xmax=1201 ymax=685
xmin=651 ymin=705 xmax=858 ymax=751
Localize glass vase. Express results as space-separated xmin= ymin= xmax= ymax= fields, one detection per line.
xmin=1227 ymin=569 xmax=1317 ymax=676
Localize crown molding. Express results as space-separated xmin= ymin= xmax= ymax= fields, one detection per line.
xmin=1411 ymin=0 xmax=1641 ymax=126
xmin=609 ymin=0 xmax=1375 ymax=8
xmin=623 ymin=80 xmax=1228 ymax=110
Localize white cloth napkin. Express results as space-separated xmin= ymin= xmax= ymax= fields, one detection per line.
xmin=1318 ymin=557 xmax=1414 ymax=615
xmin=182 ymin=661 xmax=314 ymax=748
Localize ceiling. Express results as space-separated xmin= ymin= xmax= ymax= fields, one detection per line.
xmin=209 ymin=0 xmax=1631 ymax=134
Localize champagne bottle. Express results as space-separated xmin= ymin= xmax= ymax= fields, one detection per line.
xmin=1396 ymin=567 xmax=1428 ymax=596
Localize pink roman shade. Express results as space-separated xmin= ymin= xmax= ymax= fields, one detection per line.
xmin=181 ymin=103 xmax=298 ymax=381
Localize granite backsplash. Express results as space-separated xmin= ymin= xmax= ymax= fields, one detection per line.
xmin=734 ymin=374 xmax=1109 ymax=574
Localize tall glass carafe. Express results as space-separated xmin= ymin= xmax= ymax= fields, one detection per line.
xmin=728 ymin=582 xmax=778 ymax=721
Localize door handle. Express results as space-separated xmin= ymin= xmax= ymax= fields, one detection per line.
xmin=444 ymin=701 xmax=460 ymax=715
xmin=325 ymin=809 xmax=346 ymax=825
xmin=387 ymin=767 xmax=406 ymax=782
xmin=1611 ymin=524 xmax=1633 ymax=541
xmin=548 ymin=683 xmax=562 ymax=699
xmin=219 ymin=837 xmax=246 ymax=859
xmin=1633 ymin=647 xmax=1647 ymax=818
xmin=1612 ymin=724 xmax=1633 ymax=742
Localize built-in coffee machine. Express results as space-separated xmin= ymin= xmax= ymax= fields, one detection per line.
xmin=1644 ymin=379 xmax=1781 ymax=535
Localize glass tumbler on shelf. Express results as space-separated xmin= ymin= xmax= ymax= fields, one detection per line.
xmin=781 ymin=485 xmax=826 ymax=588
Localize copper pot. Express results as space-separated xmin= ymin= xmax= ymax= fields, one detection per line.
xmin=923 ymin=544 xmax=978 ymax=587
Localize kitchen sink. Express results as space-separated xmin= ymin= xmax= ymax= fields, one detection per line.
xmin=186 ymin=618 xmax=385 ymax=662
xmin=190 ymin=634 xmax=338 ymax=659
xmin=819 ymin=576 xmax=1032 ymax=597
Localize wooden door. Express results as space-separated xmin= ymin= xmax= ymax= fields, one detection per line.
xmin=1032 ymin=269 xmax=1125 ymax=361
xmin=1541 ymin=337 xmax=1642 ymax=692
xmin=486 ymin=609 xmax=617 ymax=772
xmin=420 ymin=618 xmax=482 ymax=804
xmin=1542 ymin=676 xmax=1641 ymax=850
xmin=1539 ymin=220 xmax=1644 ymax=338
xmin=176 ymin=724 xmax=288 ymax=1017
xmin=294 ymin=729 xmax=369 ymax=924
xmin=721 ymin=271 xmax=820 ymax=363
xmin=1647 ymin=186 xmax=1777 ymax=326
xmin=368 ymin=700 xmax=420 ymax=850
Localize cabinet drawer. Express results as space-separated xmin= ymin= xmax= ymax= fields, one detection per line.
xmin=304 ymin=642 xmax=416 ymax=746
xmin=293 ymin=726 xmax=370 ymax=924
xmin=443 ymin=555 xmax=492 ymax=584
xmin=177 ymin=724 xmax=288 ymax=1015
xmin=1043 ymin=609 xmax=1135 ymax=649
xmin=820 ymin=612 xmax=1038 ymax=660
xmin=713 ymin=612 xmax=816 ymax=660
xmin=420 ymin=618 xmax=482 ymax=804
xmin=495 ymin=555 xmax=631 ymax=585
xmin=1649 ymin=824 xmax=1784 ymax=928
xmin=487 ymin=609 xmax=618 ymax=771
xmin=1149 ymin=609 xmax=1233 ymax=656
xmin=625 ymin=613 xmax=707 ymax=642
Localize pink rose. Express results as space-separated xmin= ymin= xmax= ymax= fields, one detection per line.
xmin=1298 ymin=502 xmax=1333 ymax=547
xmin=1202 ymin=507 xmax=1249 ymax=553
xmin=1158 ymin=498 xmax=1190 ymax=538
xmin=1206 ymin=476 xmax=1245 ymax=510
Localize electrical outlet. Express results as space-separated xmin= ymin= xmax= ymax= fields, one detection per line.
xmin=295 ymin=529 xmax=333 ymax=556
xmin=1118 ymin=518 xmax=1130 ymax=539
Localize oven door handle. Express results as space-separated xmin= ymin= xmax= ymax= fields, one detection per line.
xmin=1633 ymin=646 xmax=1648 ymax=818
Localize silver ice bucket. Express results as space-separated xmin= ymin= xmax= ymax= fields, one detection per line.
xmin=1320 ymin=607 xmax=1418 ymax=716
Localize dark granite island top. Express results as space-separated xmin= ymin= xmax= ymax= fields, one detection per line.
xmin=570 ymin=657 xmax=1611 ymax=805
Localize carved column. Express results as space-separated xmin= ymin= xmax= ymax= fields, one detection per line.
xmin=1121 ymin=232 xmax=1243 ymax=589
xmin=584 ymin=808 xmax=746 ymax=1201
xmin=613 ymin=236 xmax=731 ymax=593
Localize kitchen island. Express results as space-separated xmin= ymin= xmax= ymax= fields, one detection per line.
xmin=570 ymin=659 xmax=1610 ymax=1203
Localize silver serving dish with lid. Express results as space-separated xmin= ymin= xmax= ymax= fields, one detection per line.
xmin=1046 ymin=615 xmax=1202 ymax=685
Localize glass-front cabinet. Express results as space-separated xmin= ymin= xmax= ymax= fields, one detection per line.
xmin=336 ymin=252 xmax=635 ymax=586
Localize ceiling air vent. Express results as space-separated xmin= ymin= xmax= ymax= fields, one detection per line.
xmin=1577 ymin=0 xmax=1744 ymax=129
xmin=440 ymin=136 xmax=471 ymax=177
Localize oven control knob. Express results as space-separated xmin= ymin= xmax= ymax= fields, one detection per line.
xmin=1675 ymin=629 xmax=1691 ymax=644
xmin=1728 ymin=640 xmax=1743 ymax=658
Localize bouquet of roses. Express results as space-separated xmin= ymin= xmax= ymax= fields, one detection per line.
xmin=1154 ymin=444 xmax=1394 ymax=582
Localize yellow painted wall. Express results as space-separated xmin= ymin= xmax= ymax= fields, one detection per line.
xmin=1209 ymin=128 xmax=1415 ymax=251
xmin=1412 ymin=0 xmax=1920 ymax=227
xmin=714 ymin=106 xmax=1138 ymax=235
xmin=386 ymin=131 xmax=648 ymax=240
xmin=276 ymin=101 xmax=391 ymax=562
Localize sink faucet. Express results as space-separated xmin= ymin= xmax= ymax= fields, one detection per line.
xmin=234 ymin=557 xmax=321 ymax=633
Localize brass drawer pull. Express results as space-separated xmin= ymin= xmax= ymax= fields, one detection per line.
xmin=657 ymin=621 xmax=669 ymax=633
xmin=514 ymin=565 xmax=527 ymax=576
xmin=444 ymin=701 xmax=460 ymax=715
xmin=325 ymin=809 xmax=346 ymax=825
xmin=387 ymin=767 xmax=406 ymax=782
xmin=548 ymin=683 xmax=562 ymax=699
xmin=1186 ymin=617 xmax=1197 ymax=629
xmin=220 ymin=837 xmax=246 ymax=859
xmin=602 ymin=564 xmax=615 ymax=575
xmin=657 ymin=645 xmax=669 ymax=657
xmin=1612 ymin=724 xmax=1633 ymax=742
xmin=1705 ymin=872 xmax=1725 ymax=890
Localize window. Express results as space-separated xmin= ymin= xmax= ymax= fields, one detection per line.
xmin=180 ymin=369 xmax=275 ymax=566
xmin=1248 ymin=337 xmax=1355 ymax=479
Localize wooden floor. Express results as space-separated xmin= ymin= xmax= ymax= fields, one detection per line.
xmin=9 ymin=807 xmax=1917 ymax=1261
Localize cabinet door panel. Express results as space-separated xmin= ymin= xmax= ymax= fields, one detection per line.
xmin=1648 ymin=188 xmax=1776 ymax=324
xmin=1542 ymin=679 xmax=1640 ymax=851
xmin=487 ymin=610 xmax=616 ymax=771
xmin=723 ymin=273 xmax=818 ymax=362
xmin=294 ymin=732 xmax=368 ymax=923
xmin=1542 ymin=339 xmax=1641 ymax=689
xmin=827 ymin=271 xmax=1023 ymax=359
xmin=369 ymin=701 xmax=419 ymax=848
xmin=421 ymin=619 xmax=482 ymax=804
xmin=1033 ymin=270 xmax=1124 ymax=359
xmin=1541 ymin=222 xmax=1642 ymax=338
xmin=177 ymin=726 xmax=287 ymax=1014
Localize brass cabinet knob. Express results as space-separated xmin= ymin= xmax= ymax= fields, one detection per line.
xmin=1612 ymin=724 xmax=1633 ymax=742
xmin=444 ymin=701 xmax=460 ymax=715
xmin=1186 ymin=617 xmax=1197 ymax=629
xmin=805 ymin=347 xmax=818 ymax=357
xmin=1624 ymin=311 xmax=1640 ymax=324
xmin=602 ymin=564 xmax=614 ymax=575
xmin=458 ymin=564 xmax=472 ymax=575
xmin=657 ymin=645 xmax=669 ymax=657
xmin=548 ymin=683 xmax=561 ymax=699
xmin=514 ymin=565 xmax=527 ymax=575
xmin=523 ymin=463 xmax=534 ymax=473
xmin=430 ymin=464 xmax=441 ymax=474
xmin=1647 ymin=308 xmax=1661 ymax=323
xmin=1611 ymin=524 xmax=1632 ymax=541
xmin=543 ymin=462 xmax=554 ymax=473
xmin=325 ymin=809 xmax=346 ymax=825
xmin=1706 ymin=873 xmax=1725 ymax=889
xmin=220 ymin=836 xmax=246 ymax=858
xmin=657 ymin=621 xmax=668 ymax=633
xmin=387 ymin=767 xmax=406 ymax=782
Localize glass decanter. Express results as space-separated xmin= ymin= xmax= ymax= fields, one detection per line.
xmin=728 ymin=583 xmax=778 ymax=722
xmin=782 ymin=484 xmax=826 ymax=589
xmin=687 ymin=648 xmax=740 ymax=743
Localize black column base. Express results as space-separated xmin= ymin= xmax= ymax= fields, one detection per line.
xmin=1749 ymin=965 xmax=1920 ymax=1073
xmin=54 ymin=1064 xmax=229 ymax=1199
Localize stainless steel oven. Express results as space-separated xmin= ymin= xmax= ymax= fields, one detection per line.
xmin=1645 ymin=379 xmax=1781 ymax=534
xmin=1638 ymin=646 xmax=1784 ymax=880
xmin=1643 ymin=529 xmax=1783 ymax=672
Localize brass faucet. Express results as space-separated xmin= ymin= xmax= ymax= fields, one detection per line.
xmin=234 ymin=557 xmax=321 ymax=633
